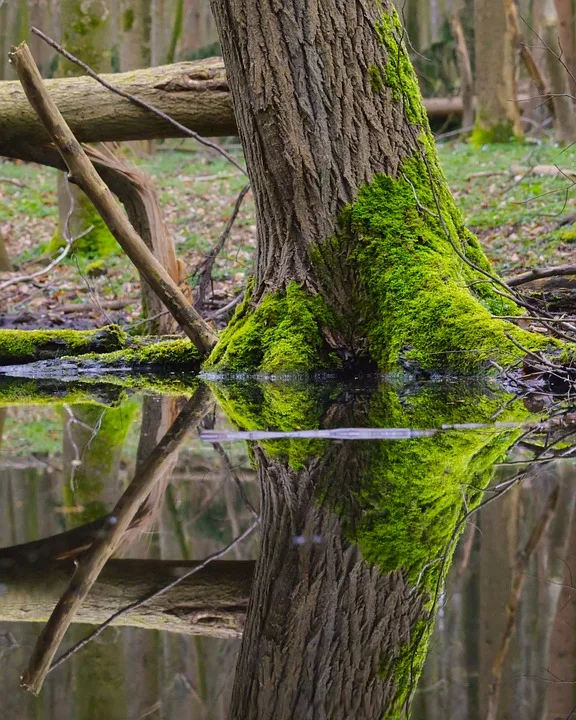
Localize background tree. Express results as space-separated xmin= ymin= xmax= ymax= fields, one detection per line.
xmin=473 ymin=0 xmax=523 ymax=142
xmin=54 ymin=0 xmax=117 ymax=258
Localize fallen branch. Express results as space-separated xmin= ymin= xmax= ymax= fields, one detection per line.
xmin=31 ymin=27 xmax=247 ymax=176
xmin=9 ymin=42 xmax=217 ymax=356
xmin=47 ymin=520 xmax=258 ymax=676
xmin=507 ymin=264 xmax=576 ymax=286
xmin=20 ymin=384 xmax=214 ymax=695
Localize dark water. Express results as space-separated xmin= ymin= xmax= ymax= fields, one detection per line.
xmin=0 ymin=375 xmax=574 ymax=719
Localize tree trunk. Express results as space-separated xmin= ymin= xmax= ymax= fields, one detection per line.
xmin=0 ymin=557 xmax=253 ymax=636
xmin=219 ymin=381 xmax=528 ymax=718
xmin=554 ymin=0 xmax=576 ymax=95
xmin=542 ymin=0 xmax=576 ymax=144
xmin=56 ymin=0 xmax=115 ymax=256
xmin=473 ymin=0 xmax=523 ymax=142
xmin=119 ymin=0 xmax=151 ymax=71
xmin=450 ymin=13 xmax=474 ymax=129
xmin=181 ymin=0 xmax=219 ymax=58
xmin=207 ymin=0 xmax=540 ymax=374
xmin=0 ymin=229 xmax=10 ymax=271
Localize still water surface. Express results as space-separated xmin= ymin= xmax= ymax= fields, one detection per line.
xmin=0 ymin=375 xmax=574 ymax=719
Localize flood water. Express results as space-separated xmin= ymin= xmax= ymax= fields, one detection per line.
xmin=0 ymin=374 xmax=574 ymax=719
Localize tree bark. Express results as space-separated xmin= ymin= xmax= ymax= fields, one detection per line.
xmin=474 ymin=0 xmax=523 ymax=142
xmin=542 ymin=0 xmax=576 ymax=144
xmin=207 ymin=0 xmax=537 ymax=374
xmin=0 ymin=229 xmax=10 ymax=271
xmin=0 ymin=557 xmax=253 ymax=636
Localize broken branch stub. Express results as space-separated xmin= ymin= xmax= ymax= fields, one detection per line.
xmin=8 ymin=42 xmax=217 ymax=356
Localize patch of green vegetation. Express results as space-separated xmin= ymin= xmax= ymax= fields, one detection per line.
xmin=0 ymin=325 xmax=127 ymax=364
xmin=206 ymin=281 xmax=341 ymax=373
xmin=123 ymin=8 xmax=135 ymax=31
xmin=62 ymin=399 xmax=139 ymax=526
xmin=48 ymin=210 xmax=118 ymax=259
xmin=368 ymin=63 xmax=384 ymax=93
xmin=471 ymin=122 xmax=518 ymax=147
xmin=331 ymin=153 xmax=554 ymax=372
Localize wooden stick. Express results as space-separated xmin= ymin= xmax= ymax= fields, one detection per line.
xmin=8 ymin=42 xmax=217 ymax=356
xmin=507 ymin=264 xmax=576 ymax=286
xmin=20 ymin=383 xmax=214 ymax=695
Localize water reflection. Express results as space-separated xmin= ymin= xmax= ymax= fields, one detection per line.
xmin=0 ymin=376 xmax=573 ymax=718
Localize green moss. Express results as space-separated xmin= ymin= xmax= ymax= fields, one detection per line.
xmin=368 ymin=63 xmax=384 ymax=93
xmin=123 ymin=8 xmax=135 ymax=31
xmin=471 ymin=122 xmax=518 ymax=147
xmin=48 ymin=211 xmax=118 ymax=259
xmin=205 ymin=281 xmax=341 ymax=373
xmin=332 ymin=155 xmax=555 ymax=372
xmin=211 ymin=380 xmax=340 ymax=469
xmin=72 ymin=338 xmax=201 ymax=369
xmin=0 ymin=325 xmax=127 ymax=364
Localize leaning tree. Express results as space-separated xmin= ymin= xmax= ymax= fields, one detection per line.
xmin=206 ymin=0 xmax=553 ymax=375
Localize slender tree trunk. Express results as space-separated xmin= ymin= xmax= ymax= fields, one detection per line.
xmin=182 ymin=0 xmax=219 ymax=57
xmin=450 ymin=12 xmax=474 ymax=128
xmin=208 ymin=0 xmax=540 ymax=375
xmin=473 ymin=0 xmax=523 ymax=142
xmin=0 ymin=230 xmax=10 ymax=271
xmin=56 ymin=0 xmax=115 ymax=256
xmin=554 ymin=0 xmax=576 ymax=95
xmin=542 ymin=0 xmax=576 ymax=144
xmin=119 ymin=0 xmax=151 ymax=70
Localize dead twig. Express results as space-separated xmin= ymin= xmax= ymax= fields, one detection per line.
xmin=9 ymin=42 xmax=217 ymax=355
xmin=30 ymin=26 xmax=247 ymax=177
xmin=507 ymin=264 xmax=576 ymax=287
xmin=194 ymin=184 xmax=250 ymax=309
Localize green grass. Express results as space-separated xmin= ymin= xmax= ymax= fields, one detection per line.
xmin=437 ymin=141 xmax=576 ymax=274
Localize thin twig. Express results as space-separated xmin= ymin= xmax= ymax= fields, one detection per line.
xmin=194 ymin=184 xmax=250 ymax=308
xmin=30 ymin=26 xmax=247 ymax=177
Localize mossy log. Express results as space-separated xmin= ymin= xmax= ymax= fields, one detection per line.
xmin=0 ymin=558 xmax=253 ymax=638
xmin=0 ymin=325 xmax=128 ymax=365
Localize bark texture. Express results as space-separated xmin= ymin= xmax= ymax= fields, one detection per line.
xmin=473 ymin=0 xmax=523 ymax=142
xmin=229 ymin=446 xmax=425 ymax=720
xmin=211 ymin=0 xmax=413 ymax=299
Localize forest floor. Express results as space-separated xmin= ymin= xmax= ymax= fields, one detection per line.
xmin=0 ymin=139 xmax=575 ymax=331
